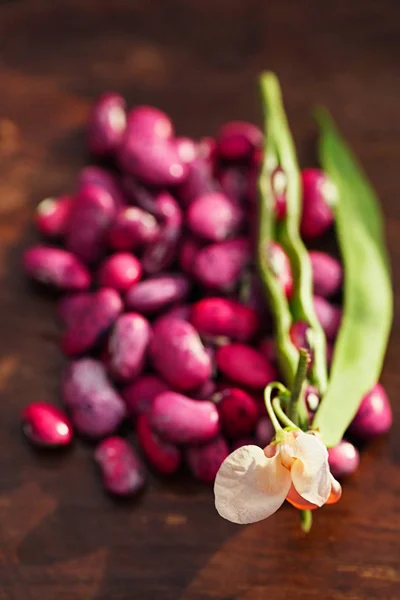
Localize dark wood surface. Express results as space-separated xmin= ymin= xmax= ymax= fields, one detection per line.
xmin=0 ymin=1 xmax=400 ymax=598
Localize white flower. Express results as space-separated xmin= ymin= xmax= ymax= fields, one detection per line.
xmin=214 ymin=430 xmax=341 ymax=524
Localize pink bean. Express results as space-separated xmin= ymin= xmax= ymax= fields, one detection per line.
xmin=175 ymin=137 xmax=197 ymax=165
xmin=121 ymin=375 xmax=169 ymax=418
xmin=125 ymin=274 xmax=190 ymax=315
xmin=216 ymin=343 xmax=277 ymax=389
xmin=217 ymin=167 xmax=248 ymax=206
xmin=256 ymin=416 xmax=275 ymax=447
xmin=94 ymin=436 xmax=146 ymax=496
xmin=57 ymin=293 xmax=91 ymax=327
xmin=23 ymin=245 xmax=91 ymax=291
xmin=77 ymin=166 xmax=126 ymax=209
xmin=179 ymin=236 xmax=204 ymax=275
xmin=190 ymin=297 xmax=259 ymax=342
xmin=177 ymin=156 xmax=215 ymax=207
xmin=87 ymin=93 xmax=126 ymax=156
xmin=62 ymin=358 xmax=126 ymax=438
xmin=309 ymin=251 xmax=343 ymax=298
xmin=162 ymin=303 xmax=191 ymax=322
xmin=106 ymin=313 xmax=151 ymax=383
xmin=125 ymin=105 xmax=173 ymax=141
xmin=265 ymin=241 xmax=293 ymax=299
xmin=66 ymin=183 xmax=116 ymax=264
xmin=300 ymin=168 xmax=337 ymax=239
xmin=349 ymin=383 xmax=392 ymax=439
xmin=217 ymin=387 xmax=259 ymax=439
xmin=289 ymin=321 xmax=314 ymax=363
xmin=313 ymin=296 xmax=342 ymax=340
xmin=149 ymin=392 xmax=220 ymax=444
xmin=97 ymin=253 xmax=142 ymax=291
xmin=328 ymin=441 xmax=360 ymax=479
xmin=191 ymin=379 xmax=218 ymax=400
xmin=61 ymin=288 xmax=122 ymax=356
xmin=271 ymin=167 xmax=287 ymax=220
xmin=108 ymin=206 xmax=160 ymax=251
xmin=35 ymin=195 xmax=73 ymax=239
xmin=187 ymin=192 xmax=244 ymax=242
xmin=216 ymin=121 xmax=263 ymax=161
xmin=21 ymin=402 xmax=73 ymax=447
xmin=186 ymin=435 xmax=229 ymax=483
xmin=136 ymin=413 xmax=181 ymax=474
xmin=150 ymin=317 xmax=212 ymax=391
xmin=193 ymin=237 xmax=251 ymax=290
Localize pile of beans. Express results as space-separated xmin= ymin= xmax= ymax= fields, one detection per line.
xmin=21 ymin=94 xmax=392 ymax=496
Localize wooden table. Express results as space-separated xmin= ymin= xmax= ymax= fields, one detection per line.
xmin=0 ymin=1 xmax=399 ymax=598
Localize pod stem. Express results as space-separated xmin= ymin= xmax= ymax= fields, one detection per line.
xmin=264 ymin=382 xmax=290 ymax=432
xmin=300 ymin=509 xmax=313 ymax=533
xmin=272 ymin=397 xmax=298 ymax=429
xmin=289 ymin=348 xmax=311 ymax=425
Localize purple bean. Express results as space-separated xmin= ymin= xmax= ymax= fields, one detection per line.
xmin=193 ymin=237 xmax=251 ymax=290
xmin=21 ymin=401 xmax=73 ymax=447
xmin=121 ymin=375 xmax=169 ymax=418
xmin=106 ymin=313 xmax=151 ymax=383
xmin=136 ymin=413 xmax=181 ymax=474
xmin=108 ymin=206 xmax=160 ymax=251
xmin=328 ymin=441 xmax=360 ymax=479
xmin=87 ymin=93 xmax=126 ymax=157
xmin=95 ymin=436 xmax=146 ymax=496
xmin=265 ymin=241 xmax=293 ymax=298
xmin=125 ymin=105 xmax=173 ymax=141
xmin=309 ymin=251 xmax=343 ymax=298
xmin=23 ymin=245 xmax=91 ymax=291
xmin=217 ymin=387 xmax=259 ymax=439
xmin=313 ymin=296 xmax=342 ymax=340
xmin=216 ymin=121 xmax=263 ymax=161
xmin=125 ymin=274 xmax=190 ymax=315
xmin=35 ymin=195 xmax=73 ymax=239
xmin=187 ymin=192 xmax=244 ymax=242
xmin=216 ymin=343 xmax=277 ymax=389
xmin=97 ymin=253 xmax=142 ymax=291
xmin=256 ymin=416 xmax=275 ymax=447
xmin=300 ymin=168 xmax=337 ymax=239
xmin=176 ymin=156 xmax=215 ymax=207
xmin=349 ymin=383 xmax=392 ymax=439
xmin=190 ymin=297 xmax=259 ymax=342
xmin=185 ymin=435 xmax=229 ymax=483
xmin=77 ymin=166 xmax=126 ymax=209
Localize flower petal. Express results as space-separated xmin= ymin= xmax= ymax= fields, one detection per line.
xmin=214 ymin=445 xmax=291 ymax=524
xmin=326 ymin=474 xmax=342 ymax=505
xmin=290 ymin=432 xmax=331 ymax=507
xmin=285 ymin=483 xmax=318 ymax=511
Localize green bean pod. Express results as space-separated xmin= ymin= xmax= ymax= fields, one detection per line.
xmin=313 ymin=109 xmax=393 ymax=447
xmin=258 ymin=72 xmax=328 ymax=394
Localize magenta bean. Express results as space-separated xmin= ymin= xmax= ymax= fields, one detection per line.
xmin=259 ymin=338 xmax=277 ymax=364
xmin=121 ymin=375 xmax=169 ymax=418
xmin=66 ymin=183 xmax=116 ymax=264
xmin=187 ymin=192 xmax=244 ymax=242
xmin=125 ymin=274 xmax=190 ymax=315
xmin=179 ymin=236 xmax=204 ymax=275
xmin=108 ymin=206 xmax=159 ymax=251
xmin=77 ymin=166 xmax=126 ymax=209
xmin=87 ymin=93 xmax=126 ymax=156
xmin=162 ymin=303 xmax=191 ymax=322
xmin=177 ymin=156 xmax=215 ymax=207
xmin=191 ymin=379 xmax=218 ymax=400
xmin=313 ymin=296 xmax=342 ymax=340
xmin=310 ymin=251 xmax=343 ymax=298
xmin=198 ymin=136 xmax=217 ymax=162
xmin=141 ymin=193 xmax=183 ymax=274
xmin=175 ymin=137 xmax=197 ymax=165
xmin=217 ymin=387 xmax=259 ymax=439
xmin=217 ymin=167 xmax=248 ymax=205
xmin=57 ymin=293 xmax=91 ymax=327
xmin=35 ymin=195 xmax=73 ymax=239
xmin=328 ymin=441 xmax=360 ymax=479
xmin=121 ymin=177 xmax=163 ymax=216
xmin=289 ymin=321 xmax=314 ymax=363
xmin=256 ymin=416 xmax=275 ymax=447
xmin=106 ymin=313 xmax=150 ymax=382
xmin=118 ymin=133 xmax=187 ymax=187
xmin=216 ymin=121 xmax=263 ymax=161
xmin=23 ymin=245 xmax=91 ymax=291
xmin=265 ymin=241 xmax=293 ymax=298
xmin=349 ymin=383 xmax=392 ymax=439
xmin=271 ymin=167 xmax=287 ymax=220
xmin=300 ymin=168 xmax=337 ymax=239
xmin=136 ymin=413 xmax=181 ymax=474
xmin=97 ymin=253 xmax=142 ymax=291
xmin=150 ymin=317 xmax=212 ymax=391
xmin=21 ymin=402 xmax=73 ymax=447
xmin=216 ymin=343 xmax=277 ymax=389
xmin=94 ymin=436 xmax=146 ymax=496
xmin=149 ymin=392 xmax=219 ymax=443
xmin=125 ymin=105 xmax=173 ymax=141
xmin=190 ymin=297 xmax=259 ymax=342
xmin=231 ymin=438 xmax=256 ymax=451
xmin=186 ymin=435 xmax=229 ymax=483
xmin=193 ymin=237 xmax=251 ymax=290
xmin=61 ymin=288 xmax=122 ymax=356
xmin=63 ymin=358 xmax=126 ymax=438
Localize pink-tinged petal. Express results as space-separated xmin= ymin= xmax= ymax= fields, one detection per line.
xmin=326 ymin=474 xmax=342 ymax=505
xmin=291 ymin=432 xmax=331 ymax=507
xmin=214 ymin=445 xmax=291 ymax=524
xmin=285 ymin=483 xmax=318 ymax=511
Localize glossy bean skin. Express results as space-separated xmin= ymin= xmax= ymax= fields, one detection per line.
xmin=216 ymin=121 xmax=263 ymax=161
xmin=177 ymin=156 xmax=215 ymax=207
xmin=185 ymin=435 xmax=229 ymax=483
xmin=150 ymin=317 xmax=212 ymax=391
xmin=216 ymin=343 xmax=277 ymax=389
xmin=121 ymin=375 xmax=169 ymax=418
xmin=125 ymin=274 xmax=190 ymax=315
xmin=136 ymin=413 xmax=181 ymax=474
xmin=309 ymin=251 xmax=343 ymax=298
xmin=149 ymin=392 xmax=220 ymax=444
xmin=94 ymin=437 xmax=146 ymax=496
xmin=78 ymin=166 xmax=126 ymax=209
xmin=349 ymin=383 xmax=392 ymax=439
xmin=193 ymin=238 xmax=251 ymax=291
xmin=87 ymin=93 xmax=126 ymax=157
xmin=21 ymin=402 xmax=73 ymax=447
xmin=97 ymin=253 xmax=142 ymax=291
xmin=300 ymin=168 xmax=336 ymax=240
xmin=125 ymin=105 xmax=173 ymax=141
xmin=62 ymin=359 xmax=126 ymax=439
xmin=35 ymin=195 xmax=73 ymax=239
xmin=328 ymin=440 xmax=360 ymax=479
xmin=265 ymin=241 xmax=293 ymax=299
xmin=187 ymin=192 xmax=244 ymax=242
xmin=217 ymin=387 xmax=259 ymax=439
xmin=313 ymin=296 xmax=342 ymax=341
xmin=108 ymin=206 xmax=159 ymax=252
xmin=106 ymin=313 xmax=151 ymax=382
xmin=23 ymin=245 xmax=91 ymax=291
xmin=190 ymin=297 xmax=259 ymax=343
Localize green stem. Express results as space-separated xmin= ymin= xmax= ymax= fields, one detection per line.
xmin=300 ymin=509 xmax=313 ymax=533
xmin=272 ymin=397 xmax=299 ymax=429
xmin=264 ymin=383 xmax=287 ymax=432
xmin=289 ymin=348 xmax=311 ymax=424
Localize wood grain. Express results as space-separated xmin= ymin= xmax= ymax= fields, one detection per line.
xmin=0 ymin=1 xmax=399 ymax=598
